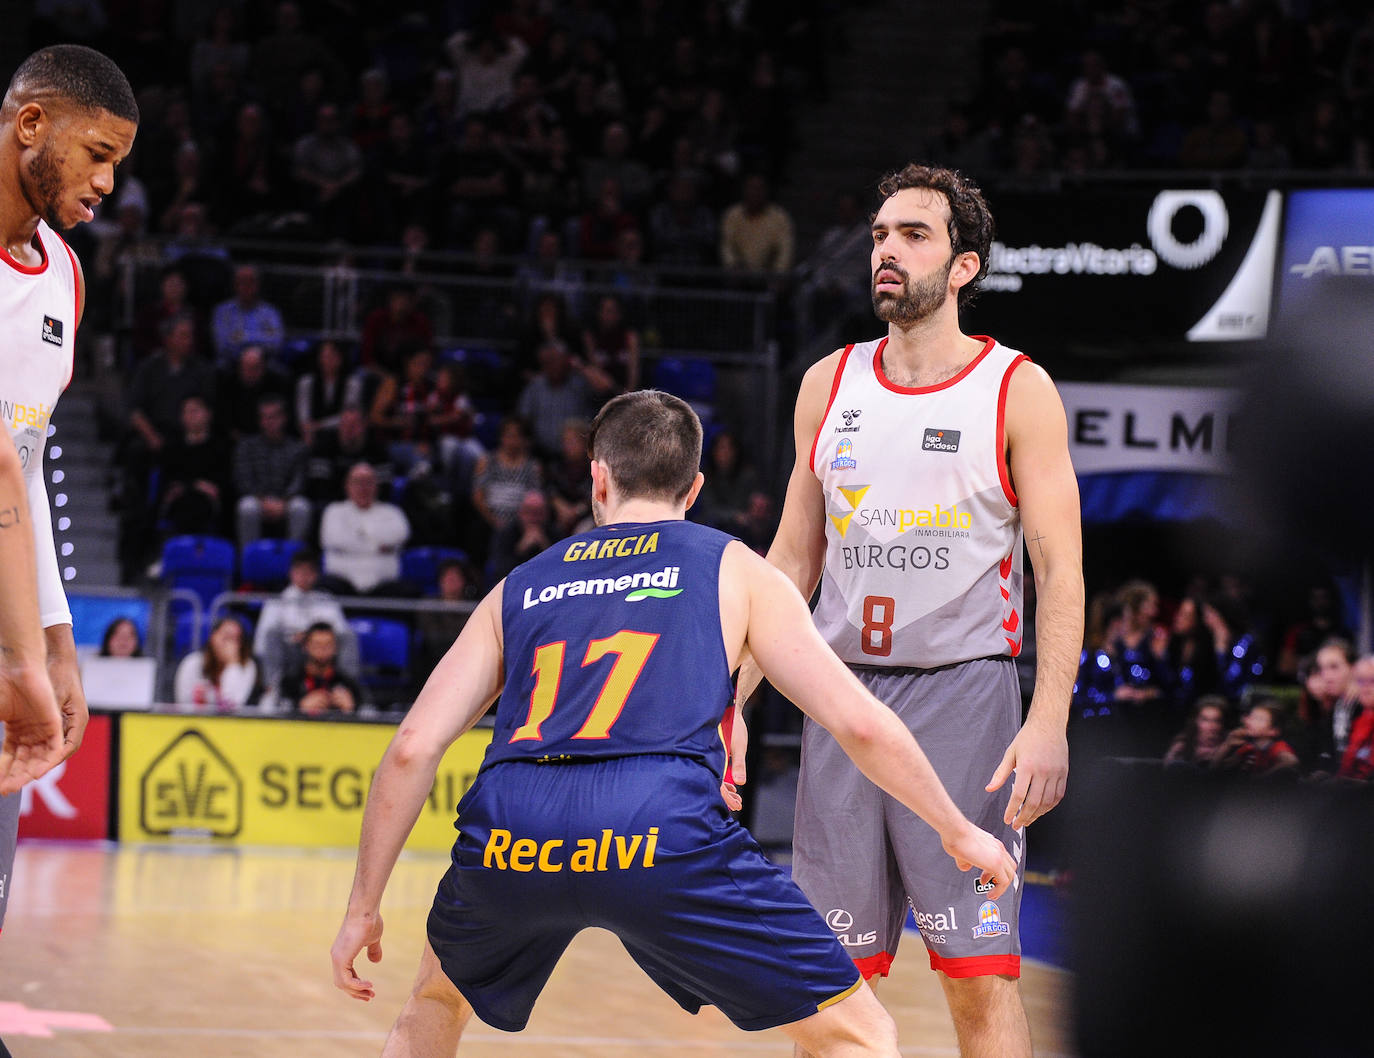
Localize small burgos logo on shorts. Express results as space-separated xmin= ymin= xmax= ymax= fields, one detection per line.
xmin=972 ymin=900 xmax=1010 ymax=938
xmin=922 ymin=428 xmax=960 ymax=452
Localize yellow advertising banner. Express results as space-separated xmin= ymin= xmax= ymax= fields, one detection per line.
xmin=118 ymin=714 xmax=493 ymax=850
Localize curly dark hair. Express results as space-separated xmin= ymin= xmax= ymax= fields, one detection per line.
xmin=875 ymin=163 xmax=994 ymax=310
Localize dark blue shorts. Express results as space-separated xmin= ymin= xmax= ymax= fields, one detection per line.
xmin=428 ymin=755 xmax=862 ymax=1033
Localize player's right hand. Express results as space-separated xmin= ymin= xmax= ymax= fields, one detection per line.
xmin=331 ymin=910 xmax=384 ymax=1002
xmin=941 ymin=822 xmax=1018 ymax=901
xmin=0 ymin=662 xmax=64 ymax=795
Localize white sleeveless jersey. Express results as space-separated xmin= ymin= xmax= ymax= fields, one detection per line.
xmin=0 ymin=220 xmax=79 ymax=626
xmin=809 ymin=336 xmax=1027 ymax=669
xmin=1 ymin=221 xmax=77 ymax=477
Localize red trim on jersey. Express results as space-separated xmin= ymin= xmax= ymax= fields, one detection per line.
xmin=853 ymin=950 xmax=894 ymax=980
xmin=996 ymin=354 xmax=1030 ymax=506
xmin=872 ymin=335 xmax=996 ymax=395
xmin=57 ymin=234 xmax=80 ymax=390
xmin=927 ymin=950 xmax=1021 ymax=979
xmin=0 ymin=229 xmax=50 ymax=274
xmin=808 ymin=344 xmax=853 ymax=473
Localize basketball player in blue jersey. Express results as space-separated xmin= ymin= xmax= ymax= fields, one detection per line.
xmin=735 ymin=164 xmax=1084 ymax=1058
xmin=0 ymin=44 xmax=138 ymax=973
xmin=331 ymin=390 xmax=1018 ymax=1057
xmin=0 ymin=437 xmax=63 ymax=795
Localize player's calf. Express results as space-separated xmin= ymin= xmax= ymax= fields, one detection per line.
xmin=382 ymin=941 xmax=474 ymax=1057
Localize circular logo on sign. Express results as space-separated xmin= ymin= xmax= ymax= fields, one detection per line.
xmin=1147 ymin=190 xmax=1229 ymax=270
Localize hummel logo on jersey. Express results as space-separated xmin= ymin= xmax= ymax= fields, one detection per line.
xmin=41 ymin=315 xmax=63 ymax=347
xmin=842 ymin=409 xmax=860 ymax=426
xmin=837 ymin=408 xmax=862 ymax=434
xmin=922 ymin=428 xmax=960 ymax=452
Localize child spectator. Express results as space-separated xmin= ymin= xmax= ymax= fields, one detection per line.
xmin=1212 ymin=697 xmax=1300 ymax=777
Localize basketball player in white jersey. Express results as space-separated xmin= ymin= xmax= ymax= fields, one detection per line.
xmin=0 ymin=45 xmax=138 ymax=970
xmin=735 ymin=164 xmax=1083 ymax=1058
xmin=0 ymin=437 xmax=63 ymax=794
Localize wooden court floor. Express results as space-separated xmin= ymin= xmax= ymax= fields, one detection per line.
xmin=0 ymin=841 xmax=1077 ymax=1056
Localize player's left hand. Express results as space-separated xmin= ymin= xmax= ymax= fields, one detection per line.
xmin=47 ymin=646 xmax=89 ymax=761
xmin=331 ymin=910 xmax=384 ymax=1002
xmin=985 ymin=716 xmax=1068 ymax=828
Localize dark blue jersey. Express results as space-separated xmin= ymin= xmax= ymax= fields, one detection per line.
xmin=483 ymin=519 xmax=735 ymax=774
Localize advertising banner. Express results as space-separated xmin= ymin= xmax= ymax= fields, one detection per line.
xmin=1277 ymin=188 xmax=1374 ymax=318
xmin=967 ymin=186 xmax=1282 ymax=344
xmin=117 ymin=714 xmax=493 ymax=850
xmin=1058 ymin=382 xmax=1241 ymax=476
xmin=18 ymin=712 xmax=112 ymax=841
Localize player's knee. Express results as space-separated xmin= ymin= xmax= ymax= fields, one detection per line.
xmin=411 ymin=956 xmax=470 ymax=1018
xmin=941 ymin=971 xmax=1019 ymax=1022
xmin=805 ymin=987 xmax=898 ymax=1057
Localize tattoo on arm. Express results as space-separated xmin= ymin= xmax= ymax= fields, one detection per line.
xmin=1029 ymin=531 xmax=1047 ymax=558
xmin=0 ymin=505 xmax=22 ymax=529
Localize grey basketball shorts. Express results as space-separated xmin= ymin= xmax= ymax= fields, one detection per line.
xmin=791 ymin=657 xmax=1025 ymax=979
xmin=0 ymin=790 xmax=17 ymax=930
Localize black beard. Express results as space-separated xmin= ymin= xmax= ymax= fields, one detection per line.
xmin=871 ymin=260 xmax=952 ymax=326
xmin=27 ymin=141 xmax=68 ymax=231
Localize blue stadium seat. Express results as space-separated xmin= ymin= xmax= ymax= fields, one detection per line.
xmin=400 ymin=546 xmax=470 ymax=596
xmin=348 ymin=616 xmax=413 ymax=706
xmin=162 ymin=534 xmax=236 ymax=614
xmin=239 ymin=538 xmax=304 ymax=591
xmin=68 ymin=594 xmax=153 ymax=651
xmin=653 ymin=357 xmax=718 ymax=407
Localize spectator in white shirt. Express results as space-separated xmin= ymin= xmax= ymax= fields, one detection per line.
xmin=173 ymin=616 xmax=260 ymax=712
xmin=317 ymin=461 xmax=414 ymax=596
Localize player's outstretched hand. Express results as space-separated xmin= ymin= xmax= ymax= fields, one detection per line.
xmin=331 ymin=911 xmax=385 ymax=1002
xmin=941 ymin=821 xmax=1018 ymax=902
xmin=0 ymin=663 xmax=64 ymax=795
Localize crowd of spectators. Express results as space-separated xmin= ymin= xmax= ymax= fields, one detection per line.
xmin=106 ymin=260 xmax=778 ymax=711
xmin=930 ymin=0 xmax=1374 ymax=179
xmin=1072 ymin=571 xmax=1374 ymax=788
xmin=48 ymin=0 xmax=823 ymax=268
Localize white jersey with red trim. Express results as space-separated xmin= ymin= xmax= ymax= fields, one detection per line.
xmin=0 ymin=220 xmax=79 ymax=626
xmin=809 ymin=335 xmax=1026 ymax=669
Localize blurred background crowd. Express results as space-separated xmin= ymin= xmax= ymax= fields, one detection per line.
xmin=29 ymin=0 xmax=1373 ymax=793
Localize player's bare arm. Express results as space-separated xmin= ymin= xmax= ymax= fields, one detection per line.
xmin=0 ymin=441 xmax=62 ymax=793
xmin=730 ymin=349 xmax=841 ymax=786
xmin=331 ymin=583 xmax=506 ymax=1001
xmin=721 ymin=541 xmax=1018 ymax=897
xmin=985 ymin=362 xmax=1083 ymax=828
